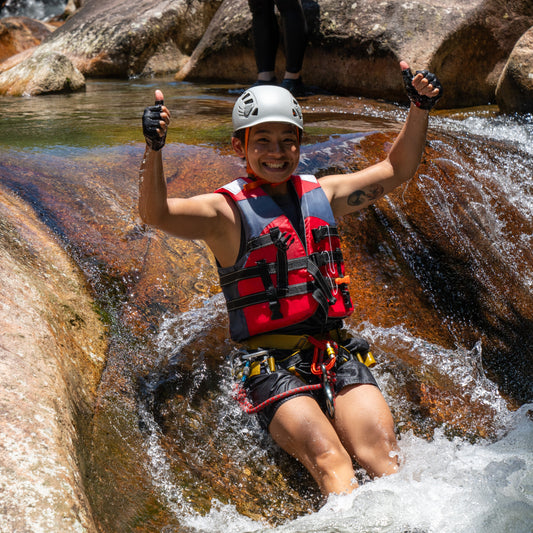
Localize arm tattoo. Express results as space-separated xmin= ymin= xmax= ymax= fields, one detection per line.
xmin=347 ymin=184 xmax=384 ymax=206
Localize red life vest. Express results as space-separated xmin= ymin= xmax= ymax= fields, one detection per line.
xmin=216 ymin=175 xmax=353 ymax=341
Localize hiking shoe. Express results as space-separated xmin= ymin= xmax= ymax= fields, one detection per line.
xmin=280 ymin=77 xmax=306 ymax=97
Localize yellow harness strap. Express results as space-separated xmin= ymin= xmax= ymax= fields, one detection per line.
xmin=244 ymin=330 xmax=347 ymax=352
xmin=243 ymin=331 xmax=377 ymax=368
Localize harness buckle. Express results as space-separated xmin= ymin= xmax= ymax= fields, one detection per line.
xmin=308 ymin=338 xmax=337 ymax=418
xmin=230 ymin=348 xmax=271 ymax=381
xmin=309 ymin=339 xmax=336 ymax=375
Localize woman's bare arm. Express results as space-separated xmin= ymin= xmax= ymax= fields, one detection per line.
xmin=320 ymin=61 xmax=440 ymax=217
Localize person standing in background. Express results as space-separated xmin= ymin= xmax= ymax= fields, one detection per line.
xmin=248 ymin=0 xmax=308 ymax=96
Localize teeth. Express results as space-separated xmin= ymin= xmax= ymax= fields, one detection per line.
xmin=265 ymin=162 xmax=285 ymax=168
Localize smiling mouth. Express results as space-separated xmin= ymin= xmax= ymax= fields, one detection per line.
xmin=264 ymin=161 xmax=287 ymax=169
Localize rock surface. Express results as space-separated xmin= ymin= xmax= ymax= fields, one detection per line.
xmin=40 ymin=0 xmax=222 ymax=77
xmin=177 ymin=0 xmax=478 ymax=103
xmin=175 ymin=0 xmax=533 ymax=109
xmin=0 ymin=0 xmax=532 ymax=109
xmin=495 ymin=27 xmax=533 ymax=113
xmin=0 ymin=183 xmax=107 ymax=533
xmin=0 ymin=15 xmax=53 ymax=62
xmin=0 ymin=48 xmax=85 ymax=95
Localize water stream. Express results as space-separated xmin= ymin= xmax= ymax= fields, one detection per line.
xmin=0 ymin=78 xmax=531 ymax=532
xmin=0 ymin=0 xmax=68 ymax=20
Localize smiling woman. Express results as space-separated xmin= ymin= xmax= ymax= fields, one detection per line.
xmin=232 ymin=122 xmax=301 ymax=188
xmin=229 ymin=84 xmax=304 ymax=190
xmin=0 ymin=75 xmax=532 ymax=530
xmin=138 ymin=71 xmax=446 ymax=497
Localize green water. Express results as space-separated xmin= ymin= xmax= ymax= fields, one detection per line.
xmin=0 ymin=77 xmax=406 ymax=152
xmin=0 ymin=78 xmax=239 ymax=149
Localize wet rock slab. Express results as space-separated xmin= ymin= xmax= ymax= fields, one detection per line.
xmin=0 ymin=183 xmax=107 ymax=532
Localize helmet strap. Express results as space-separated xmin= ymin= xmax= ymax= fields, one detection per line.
xmin=244 ymin=127 xmax=257 ymax=177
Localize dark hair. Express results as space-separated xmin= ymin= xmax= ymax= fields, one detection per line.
xmin=232 ymin=129 xmax=246 ymax=143
xmin=232 ymin=126 xmax=303 ymax=143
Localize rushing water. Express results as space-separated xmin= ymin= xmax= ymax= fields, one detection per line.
xmin=145 ymin=301 xmax=533 ymax=533
xmin=0 ymin=0 xmax=67 ymax=20
xmin=0 ymin=78 xmax=532 ymax=532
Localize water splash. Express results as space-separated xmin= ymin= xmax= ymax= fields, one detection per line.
xmin=439 ymin=112 xmax=533 ymax=158
xmin=141 ymin=311 xmax=532 ymax=532
xmin=358 ymin=323 xmax=514 ymax=433
xmin=0 ymin=0 xmax=67 ymax=20
xmin=137 ymin=295 xmax=230 ymax=519
xmin=173 ymin=405 xmax=532 ymax=533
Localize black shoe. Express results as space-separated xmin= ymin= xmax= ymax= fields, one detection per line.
xmin=280 ymin=77 xmax=306 ymax=97
xmin=251 ymin=77 xmax=277 ymax=88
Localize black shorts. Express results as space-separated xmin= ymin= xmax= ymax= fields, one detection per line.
xmin=244 ymin=357 xmax=379 ymax=430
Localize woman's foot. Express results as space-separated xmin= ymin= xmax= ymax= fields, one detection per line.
xmin=281 ymin=76 xmax=306 ymax=96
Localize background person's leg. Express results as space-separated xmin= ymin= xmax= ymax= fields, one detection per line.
xmin=275 ymin=0 xmax=307 ymax=75
xmin=248 ymin=0 xmax=279 ymax=82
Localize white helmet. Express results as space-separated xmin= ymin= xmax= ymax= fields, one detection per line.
xmin=232 ymin=85 xmax=303 ymax=133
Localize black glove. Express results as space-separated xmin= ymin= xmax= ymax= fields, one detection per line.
xmin=142 ymin=99 xmax=166 ymax=151
xmin=402 ymin=68 xmax=442 ymax=110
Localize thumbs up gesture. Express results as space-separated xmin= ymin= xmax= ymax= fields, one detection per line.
xmin=142 ymin=89 xmax=170 ymax=151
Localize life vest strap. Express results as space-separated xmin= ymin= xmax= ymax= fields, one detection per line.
xmin=223 ymin=267 xmax=336 ymax=314
xmin=225 ymin=281 xmax=315 ymax=312
xmin=246 ymin=233 xmax=273 ymax=251
xmin=270 ymin=228 xmax=293 ymax=295
xmin=256 ymin=259 xmax=282 ymax=320
xmin=312 ymin=225 xmax=339 ymax=242
xmin=218 ymin=257 xmax=304 ymax=286
xmin=306 ymin=259 xmax=336 ymax=305
xmin=218 ymin=251 xmax=343 ymax=287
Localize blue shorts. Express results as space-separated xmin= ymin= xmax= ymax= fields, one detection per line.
xmin=244 ymin=353 xmax=379 ymax=431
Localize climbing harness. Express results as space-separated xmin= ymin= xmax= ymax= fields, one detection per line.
xmin=231 ymin=333 xmax=376 ymax=419
xmin=231 ymin=348 xmax=323 ymax=414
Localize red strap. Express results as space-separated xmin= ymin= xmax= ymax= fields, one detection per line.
xmin=309 ymin=337 xmax=336 ymax=375
xmin=234 ymin=382 xmax=322 ymax=413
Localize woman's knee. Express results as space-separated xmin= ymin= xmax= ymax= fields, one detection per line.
xmin=305 ymin=436 xmax=353 ymax=474
xmin=305 ymin=439 xmax=357 ymax=494
xmin=355 ymin=427 xmax=399 ymax=477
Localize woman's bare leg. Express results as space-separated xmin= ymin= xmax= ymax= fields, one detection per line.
xmin=268 ymin=395 xmax=357 ymax=495
xmin=333 ymin=384 xmax=399 ymax=477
